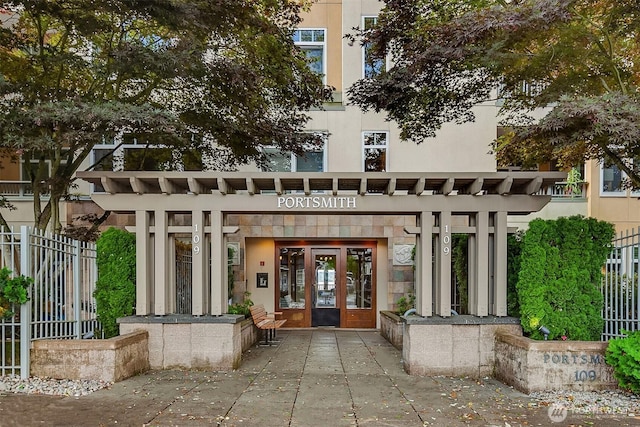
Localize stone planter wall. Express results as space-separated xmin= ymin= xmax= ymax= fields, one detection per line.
xmin=30 ymin=330 xmax=149 ymax=383
xmin=241 ymin=317 xmax=258 ymax=352
xmin=494 ymin=332 xmax=617 ymax=393
xmin=119 ymin=314 xmax=248 ymax=370
xmin=380 ymin=311 xmax=403 ymax=350
xmin=402 ymin=316 xmax=522 ymax=377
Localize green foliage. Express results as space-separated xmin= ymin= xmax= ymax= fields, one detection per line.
xmin=0 ymin=1 xmax=329 ymax=232
xmin=395 ymin=293 xmax=415 ymax=315
xmin=227 ymin=292 xmax=254 ymax=317
xmin=228 ymin=245 xmax=236 ymax=298
xmin=507 ymin=232 xmax=523 ymax=317
xmin=94 ymin=227 xmax=136 ymax=338
xmin=348 ymin=0 xmax=640 ymax=189
xmin=452 ymin=235 xmax=468 ymax=314
xmin=517 ymin=216 xmax=614 ymax=340
xmin=0 ymin=267 xmax=33 ymax=319
xmin=606 ymin=331 xmax=640 ymax=393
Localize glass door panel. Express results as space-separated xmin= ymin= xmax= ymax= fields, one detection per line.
xmin=278 ymin=247 xmax=306 ymax=309
xmin=315 ymin=253 xmax=336 ymax=308
xmin=346 ymin=248 xmax=372 ymax=309
xmin=312 ymin=249 xmax=340 ymax=327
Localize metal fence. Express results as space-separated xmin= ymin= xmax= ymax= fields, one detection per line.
xmin=602 ymin=228 xmax=640 ymax=341
xmin=0 ymin=226 xmax=98 ymax=378
xmin=175 ymin=246 xmax=192 ymax=315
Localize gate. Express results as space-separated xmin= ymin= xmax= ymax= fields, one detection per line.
xmin=0 ymin=226 xmax=98 ymax=378
xmin=602 ymin=228 xmax=639 ymax=340
xmin=175 ymin=242 xmax=192 ymax=314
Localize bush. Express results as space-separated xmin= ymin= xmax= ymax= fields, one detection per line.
xmin=507 ymin=231 xmax=523 ymax=317
xmin=227 ymin=292 xmax=253 ymax=317
xmin=395 ymin=293 xmax=415 ymax=315
xmin=0 ymin=267 xmax=33 ymax=319
xmin=606 ymin=331 xmax=640 ymax=393
xmin=95 ymin=227 xmax=136 ymax=338
xmin=517 ymin=216 xmax=614 ymax=340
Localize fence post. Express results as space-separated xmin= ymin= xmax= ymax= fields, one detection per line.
xmin=73 ymin=239 xmax=82 ymax=339
xmin=19 ymin=226 xmax=31 ymax=379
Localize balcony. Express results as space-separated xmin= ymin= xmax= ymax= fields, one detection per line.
xmin=541 ymin=181 xmax=588 ymax=200
xmin=0 ymin=181 xmax=49 ymax=199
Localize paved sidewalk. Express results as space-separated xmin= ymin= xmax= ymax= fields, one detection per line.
xmin=0 ymin=329 xmax=636 ymax=426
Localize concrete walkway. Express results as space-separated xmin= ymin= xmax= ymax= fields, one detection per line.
xmin=0 ymin=329 xmax=635 ymax=426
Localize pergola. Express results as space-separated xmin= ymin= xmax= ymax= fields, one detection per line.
xmin=78 ymin=171 xmax=565 ymax=319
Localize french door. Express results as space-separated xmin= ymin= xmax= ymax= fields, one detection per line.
xmin=276 ymin=242 xmax=376 ymax=328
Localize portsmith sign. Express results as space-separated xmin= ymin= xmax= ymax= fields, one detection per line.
xmin=277 ymin=196 xmax=357 ymax=210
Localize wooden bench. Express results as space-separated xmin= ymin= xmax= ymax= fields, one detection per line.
xmin=249 ymin=304 xmax=286 ymax=345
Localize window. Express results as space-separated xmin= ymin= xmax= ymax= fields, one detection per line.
xmin=363 ymin=131 xmax=388 ymax=172
xmin=279 ymin=247 xmax=306 ymax=309
xmin=20 ymin=150 xmax=68 ymax=181
xmin=362 ymin=17 xmax=385 ymax=78
xmin=262 ymin=144 xmax=326 ymax=173
xmin=91 ymin=134 xmax=203 ymax=173
xmin=293 ymin=29 xmax=326 ymax=82
xmin=346 ymin=248 xmax=373 ymax=309
xmin=601 ymin=161 xmax=625 ymax=196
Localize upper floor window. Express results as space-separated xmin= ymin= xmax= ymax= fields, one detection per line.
xmin=92 ymin=134 xmax=202 ymax=173
xmin=262 ymin=143 xmax=326 ymax=173
xmin=363 ymin=17 xmax=385 ymax=78
xmin=293 ymin=29 xmax=326 ymax=82
xmin=363 ymin=131 xmax=388 ymax=172
xmin=601 ymin=162 xmax=623 ymax=195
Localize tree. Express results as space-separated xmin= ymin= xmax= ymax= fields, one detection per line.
xmin=0 ymin=0 xmax=328 ymax=234
xmin=347 ymin=0 xmax=640 ymax=188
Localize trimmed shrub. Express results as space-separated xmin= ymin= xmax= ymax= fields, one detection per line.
xmin=507 ymin=231 xmax=523 ymax=317
xmin=606 ymin=331 xmax=640 ymax=393
xmin=95 ymin=227 xmax=136 ymax=338
xmin=517 ymin=216 xmax=614 ymax=340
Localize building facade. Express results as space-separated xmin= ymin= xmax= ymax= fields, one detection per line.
xmin=2 ymin=0 xmax=637 ymax=328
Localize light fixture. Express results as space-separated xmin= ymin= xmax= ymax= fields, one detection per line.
xmin=539 ymin=325 xmax=550 ymax=340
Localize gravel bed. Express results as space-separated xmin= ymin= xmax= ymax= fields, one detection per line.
xmin=530 ymin=389 xmax=640 ymax=416
xmin=0 ymin=375 xmax=111 ymax=396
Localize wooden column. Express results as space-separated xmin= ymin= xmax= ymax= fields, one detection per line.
xmin=191 ymin=210 xmax=206 ymax=315
xmin=435 ymin=211 xmax=452 ymax=317
xmin=210 ymin=210 xmax=225 ymax=315
xmin=475 ymin=211 xmax=489 ymax=317
xmin=416 ymin=211 xmax=433 ymax=317
xmin=135 ymin=210 xmax=151 ymax=315
xmin=154 ymin=210 xmax=169 ymax=315
xmin=493 ymin=211 xmax=508 ymax=316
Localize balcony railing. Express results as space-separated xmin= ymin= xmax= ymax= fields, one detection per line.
xmin=541 ymin=181 xmax=588 ymax=199
xmin=0 ymin=181 xmax=50 ymax=198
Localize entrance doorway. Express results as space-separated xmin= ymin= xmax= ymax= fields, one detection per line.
xmin=312 ymin=249 xmax=339 ymax=327
xmin=276 ymin=242 xmax=376 ymax=328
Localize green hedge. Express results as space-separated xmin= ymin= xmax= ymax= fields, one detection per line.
xmin=95 ymin=227 xmax=136 ymax=338
xmin=517 ymin=216 xmax=614 ymax=340
xmin=606 ymin=330 xmax=640 ymax=393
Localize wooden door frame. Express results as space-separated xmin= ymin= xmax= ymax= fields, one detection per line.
xmin=275 ymin=240 xmax=377 ymax=328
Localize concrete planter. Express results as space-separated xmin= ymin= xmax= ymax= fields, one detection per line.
xmin=31 ymin=330 xmax=149 ymax=383
xmin=118 ymin=314 xmax=250 ymax=370
xmin=494 ymin=332 xmax=617 ymax=393
xmin=241 ymin=317 xmax=259 ymax=352
xmin=402 ymin=315 xmax=522 ymax=377
xmin=380 ymin=310 xmax=404 ymax=350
